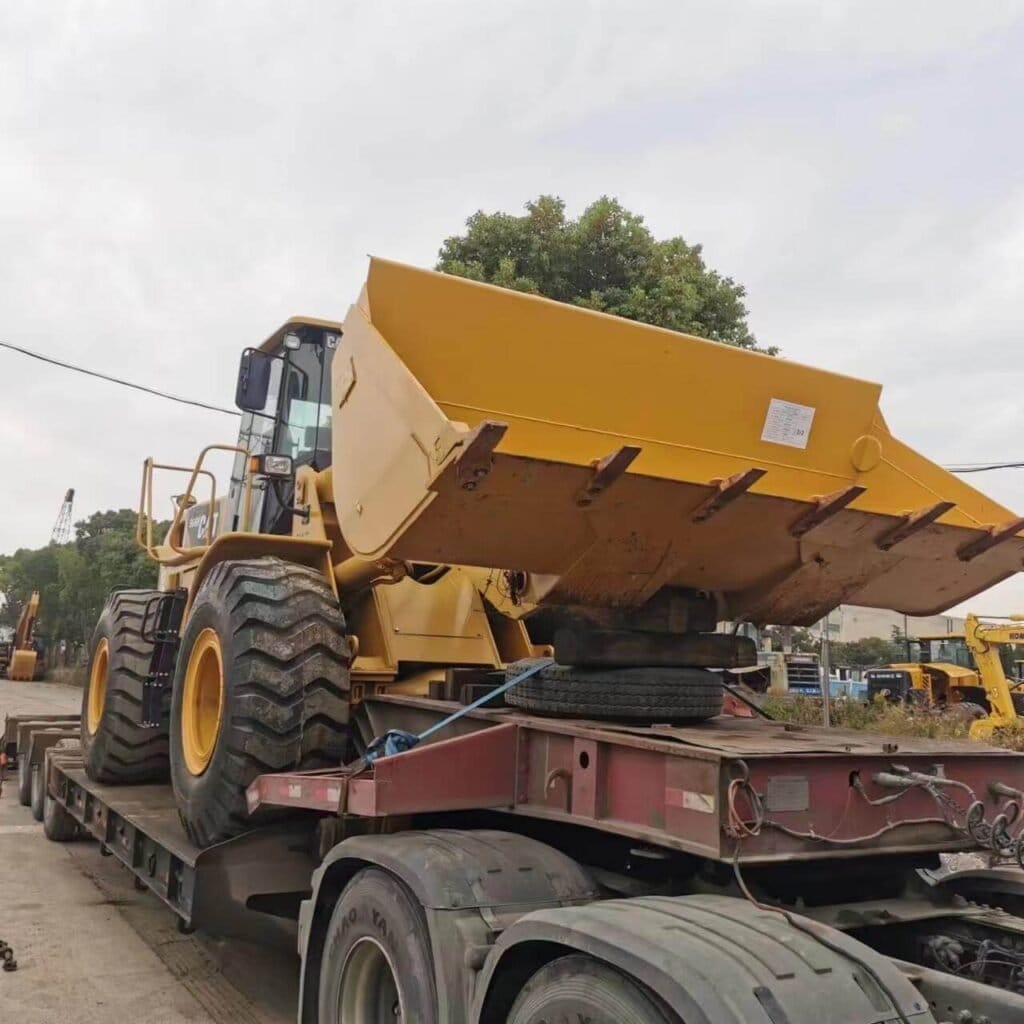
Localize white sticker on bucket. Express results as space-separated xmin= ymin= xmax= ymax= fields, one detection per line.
xmin=761 ymin=398 xmax=815 ymax=449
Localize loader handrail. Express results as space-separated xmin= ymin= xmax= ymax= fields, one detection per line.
xmin=137 ymin=444 xmax=254 ymax=564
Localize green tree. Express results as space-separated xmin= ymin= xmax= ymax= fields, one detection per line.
xmin=0 ymin=509 xmax=165 ymax=648
xmin=831 ymin=636 xmax=901 ymax=669
xmin=437 ymin=195 xmax=772 ymax=352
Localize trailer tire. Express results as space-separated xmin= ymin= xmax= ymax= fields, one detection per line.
xmin=508 ymin=954 xmax=675 ymax=1024
xmin=505 ymin=662 xmax=722 ymax=722
xmin=170 ymin=558 xmax=351 ymax=847
xmin=30 ymin=764 xmax=44 ymax=822
xmin=81 ymin=590 xmax=168 ymax=784
xmin=42 ymin=786 xmax=77 ymax=842
xmin=317 ymin=868 xmax=437 ymax=1024
xmin=16 ymin=753 xmax=32 ymax=806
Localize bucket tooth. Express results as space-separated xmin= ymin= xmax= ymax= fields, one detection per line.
xmin=691 ymin=468 xmax=766 ymax=524
xmin=876 ymin=501 xmax=956 ymax=551
xmin=789 ymin=485 xmax=866 ymax=538
xmin=449 ymin=421 xmax=507 ymax=492
xmin=958 ymin=517 xmax=1024 ymax=562
xmin=576 ymin=446 xmax=642 ymax=508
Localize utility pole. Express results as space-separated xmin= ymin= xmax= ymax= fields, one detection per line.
xmin=820 ymin=610 xmax=832 ymax=728
xmin=51 ymin=488 xmax=75 ymax=545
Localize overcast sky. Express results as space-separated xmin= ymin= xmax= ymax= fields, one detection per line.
xmin=2 ymin=1 xmax=1024 ymax=615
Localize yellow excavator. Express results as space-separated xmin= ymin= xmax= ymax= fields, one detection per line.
xmin=78 ymin=257 xmax=1024 ymax=847
xmin=865 ymin=615 xmax=1024 ymax=738
xmin=5 ymin=591 xmax=42 ymax=681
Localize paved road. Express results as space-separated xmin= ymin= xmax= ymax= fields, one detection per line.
xmin=0 ymin=678 xmax=296 ymax=1023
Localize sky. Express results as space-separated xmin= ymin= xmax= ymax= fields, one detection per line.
xmin=2 ymin=1 xmax=1024 ymax=615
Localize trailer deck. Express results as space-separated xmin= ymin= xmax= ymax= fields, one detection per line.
xmin=248 ymin=695 xmax=1024 ymax=864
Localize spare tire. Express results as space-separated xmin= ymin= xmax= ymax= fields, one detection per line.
xmin=81 ymin=590 xmax=168 ymax=784
xmin=505 ymin=661 xmax=722 ymax=722
xmin=170 ymin=558 xmax=352 ymax=848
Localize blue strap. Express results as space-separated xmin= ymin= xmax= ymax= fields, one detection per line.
xmin=364 ymin=658 xmax=554 ymax=764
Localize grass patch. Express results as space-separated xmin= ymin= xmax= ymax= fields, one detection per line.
xmin=761 ymin=695 xmax=1024 ymax=752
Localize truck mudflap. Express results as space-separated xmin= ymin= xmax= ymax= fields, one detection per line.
xmin=473 ymin=893 xmax=937 ymax=1024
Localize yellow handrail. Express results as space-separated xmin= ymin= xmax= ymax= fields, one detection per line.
xmin=137 ymin=445 xmax=254 ymax=564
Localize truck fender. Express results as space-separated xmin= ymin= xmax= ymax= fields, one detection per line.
xmin=298 ymin=829 xmax=596 ymax=1024
xmin=473 ymin=893 xmax=936 ymax=1024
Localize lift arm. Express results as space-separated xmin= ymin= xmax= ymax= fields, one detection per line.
xmin=964 ymin=613 xmax=1024 ymax=737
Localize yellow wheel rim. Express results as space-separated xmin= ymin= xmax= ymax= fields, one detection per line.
xmin=87 ymin=638 xmax=109 ymax=735
xmin=182 ymin=627 xmax=225 ymax=776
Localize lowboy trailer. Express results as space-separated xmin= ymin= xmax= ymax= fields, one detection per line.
xmin=20 ymin=693 xmax=1024 ymax=1024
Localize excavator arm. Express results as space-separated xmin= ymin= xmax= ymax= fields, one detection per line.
xmin=964 ymin=613 xmax=1024 ymax=737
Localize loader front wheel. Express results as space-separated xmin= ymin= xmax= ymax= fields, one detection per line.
xmin=170 ymin=558 xmax=351 ymax=847
xmin=505 ymin=662 xmax=722 ymax=722
xmin=81 ymin=590 xmax=168 ymax=783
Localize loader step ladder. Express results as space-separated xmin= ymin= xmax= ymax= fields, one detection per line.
xmin=141 ymin=590 xmax=187 ymax=728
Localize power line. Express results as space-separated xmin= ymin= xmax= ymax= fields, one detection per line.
xmin=0 ymin=340 xmax=238 ymax=416
xmin=1 ymin=337 xmax=1021 ymax=469
xmin=945 ymin=462 xmax=1024 ymax=474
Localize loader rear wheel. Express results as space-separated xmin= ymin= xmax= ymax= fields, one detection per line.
xmin=508 ymin=955 xmax=675 ymax=1024
xmin=170 ymin=558 xmax=351 ymax=847
xmin=505 ymin=662 xmax=722 ymax=722
xmin=81 ymin=590 xmax=168 ymax=783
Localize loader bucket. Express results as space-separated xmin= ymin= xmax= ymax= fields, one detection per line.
xmin=330 ymin=258 xmax=1023 ymax=625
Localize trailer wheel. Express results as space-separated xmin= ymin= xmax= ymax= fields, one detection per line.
xmin=81 ymin=590 xmax=168 ymax=783
xmin=30 ymin=764 xmax=45 ymax=822
xmin=317 ymin=868 xmax=437 ymax=1024
xmin=16 ymin=753 xmax=32 ymax=806
xmin=42 ymin=785 xmax=78 ymax=842
xmin=506 ymin=662 xmax=722 ymax=722
xmin=507 ymin=954 xmax=675 ymax=1024
xmin=170 ymin=558 xmax=351 ymax=847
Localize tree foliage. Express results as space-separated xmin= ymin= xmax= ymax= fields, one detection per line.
xmin=831 ymin=636 xmax=903 ymax=669
xmin=437 ymin=195 xmax=772 ymax=352
xmin=0 ymin=509 xmax=165 ymax=647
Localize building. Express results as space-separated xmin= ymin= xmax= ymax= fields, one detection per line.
xmin=826 ymin=606 xmax=965 ymax=644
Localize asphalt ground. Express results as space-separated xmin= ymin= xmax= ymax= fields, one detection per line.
xmin=0 ymin=677 xmax=296 ymax=1024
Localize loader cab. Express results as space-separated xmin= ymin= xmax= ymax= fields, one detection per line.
xmin=230 ymin=320 xmax=341 ymax=535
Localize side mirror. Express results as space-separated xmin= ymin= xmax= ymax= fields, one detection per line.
xmin=236 ymin=348 xmax=273 ymax=412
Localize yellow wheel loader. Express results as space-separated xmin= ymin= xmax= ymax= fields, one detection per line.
xmin=80 ymin=258 xmax=1024 ymax=846
xmin=864 ymin=617 xmax=1024 ymax=737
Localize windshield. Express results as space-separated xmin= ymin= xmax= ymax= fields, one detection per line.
xmin=228 ymin=326 xmax=337 ymax=534
xmin=274 ymin=331 xmax=336 ymax=469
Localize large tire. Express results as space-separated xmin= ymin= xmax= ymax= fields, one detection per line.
xmin=42 ymin=785 xmax=78 ymax=842
xmin=317 ymin=868 xmax=437 ymax=1023
xmin=16 ymin=753 xmax=32 ymax=806
xmin=81 ymin=590 xmax=168 ymax=783
xmin=508 ymin=954 xmax=675 ymax=1024
xmin=30 ymin=764 xmax=44 ymax=822
xmin=170 ymin=558 xmax=351 ymax=847
xmin=505 ymin=661 xmax=722 ymax=722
